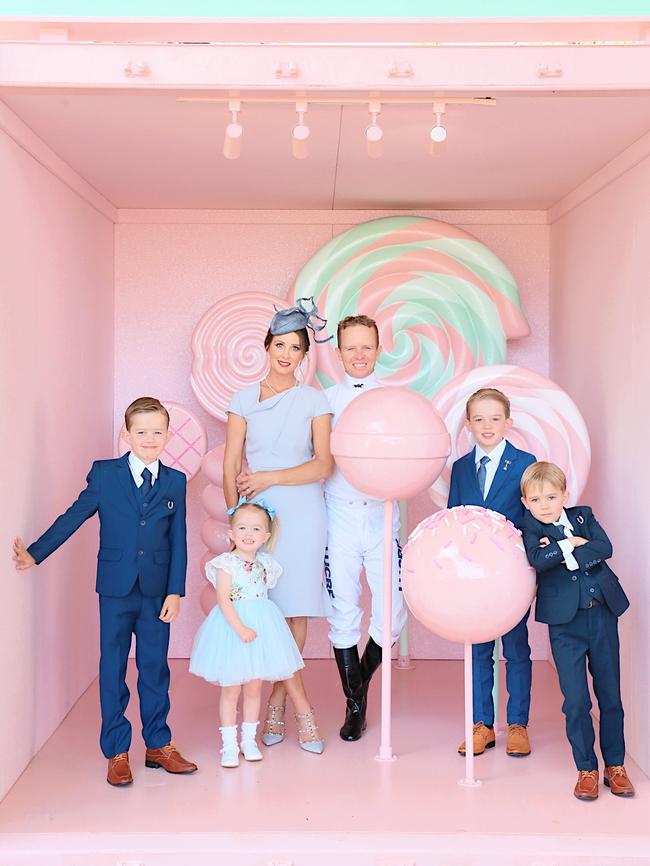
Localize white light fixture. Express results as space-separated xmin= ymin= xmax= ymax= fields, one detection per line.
xmin=223 ymin=99 xmax=242 ymax=160
xmin=365 ymin=101 xmax=383 ymax=159
xmin=430 ymin=101 xmax=447 ymax=151
xmin=292 ymin=100 xmax=310 ymax=159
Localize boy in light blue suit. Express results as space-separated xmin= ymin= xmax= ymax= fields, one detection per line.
xmin=13 ymin=397 xmax=197 ymax=786
xmin=447 ymin=388 xmax=536 ymax=758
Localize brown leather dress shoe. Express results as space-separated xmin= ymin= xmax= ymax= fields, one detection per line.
xmin=145 ymin=742 xmax=198 ymax=774
xmin=574 ymin=769 xmax=599 ymax=800
xmin=107 ymin=752 xmax=133 ymax=786
xmin=458 ymin=722 xmax=495 ymax=756
xmin=506 ymin=723 xmax=531 ymax=757
xmin=604 ymin=765 xmax=635 ymax=797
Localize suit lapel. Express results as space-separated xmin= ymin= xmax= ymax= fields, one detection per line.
xmin=117 ymin=453 xmax=141 ymax=514
xmin=463 ymin=448 xmax=483 ymax=498
xmin=566 ymin=506 xmax=589 ymax=537
xmin=484 ymin=441 xmax=516 ymax=507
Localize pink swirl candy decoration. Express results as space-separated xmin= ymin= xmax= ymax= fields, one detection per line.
xmin=292 ymin=216 xmax=529 ymax=397
xmin=191 ymin=292 xmax=318 ymax=421
xmin=116 ymin=401 xmax=207 ymax=481
xmin=429 ymin=365 xmax=591 ymax=509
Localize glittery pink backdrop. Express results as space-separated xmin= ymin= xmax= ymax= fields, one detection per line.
xmin=114 ymin=211 xmax=550 ymax=660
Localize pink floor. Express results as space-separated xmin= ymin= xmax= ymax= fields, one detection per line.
xmin=1 ymin=660 xmax=648 ymax=866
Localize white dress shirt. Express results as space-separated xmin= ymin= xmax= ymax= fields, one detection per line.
xmin=553 ymin=509 xmax=579 ymax=571
xmin=128 ymin=452 xmax=160 ymax=488
xmin=325 ymin=372 xmax=383 ymax=501
xmin=474 ymin=438 xmax=506 ymax=499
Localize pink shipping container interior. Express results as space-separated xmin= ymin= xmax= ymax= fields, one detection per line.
xmin=1 ymin=15 xmax=649 ymax=866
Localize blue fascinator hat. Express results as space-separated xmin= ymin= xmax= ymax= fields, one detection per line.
xmin=269 ymin=296 xmax=332 ymax=344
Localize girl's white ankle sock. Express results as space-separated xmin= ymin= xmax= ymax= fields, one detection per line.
xmin=219 ymin=725 xmax=240 ymax=768
xmin=240 ymin=721 xmax=263 ymax=762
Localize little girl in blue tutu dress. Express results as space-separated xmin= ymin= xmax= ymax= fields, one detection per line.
xmin=190 ymin=498 xmax=305 ymax=768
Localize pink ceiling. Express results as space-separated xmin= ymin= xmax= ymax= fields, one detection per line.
xmin=2 ymin=89 xmax=650 ymax=210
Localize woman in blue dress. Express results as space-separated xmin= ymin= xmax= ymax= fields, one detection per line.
xmin=223 ymin=299 xmax=333 ymax=753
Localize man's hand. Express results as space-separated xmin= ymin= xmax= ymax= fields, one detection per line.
xmin=159 ymin=594 xmax=181 ymax=623
xmin=13 ymin=537 xmax=36 ymax=570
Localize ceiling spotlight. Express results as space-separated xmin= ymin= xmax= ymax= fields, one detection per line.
xmin=292 ymin=100 xmax=310 ymax=159
xmin=365 ymin=101 xmax=383 ymax=159
xmin=223 ymin=99 xmax=242 ymax=160
xmin=429 ymin=101 xmax=447 ymax=151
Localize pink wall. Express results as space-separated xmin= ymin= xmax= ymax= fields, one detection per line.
xmin=114 ymin=210 xmax=550 ymax=662
xmin=549 ymin=149 xmax=650 ymax=776
xmin=0 ymin=128 xmax=114 ymax=800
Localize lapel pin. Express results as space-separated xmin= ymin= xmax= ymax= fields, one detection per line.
xmin=503 ymin=459 xmax=512 ymax=471
xmin=577 ymin=514 xmax=584 ymax=524
xmin=167 ymin=501 xmax=174 ymax=509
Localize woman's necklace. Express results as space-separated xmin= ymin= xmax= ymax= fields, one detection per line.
xmin=263 ymin=376 xmax=297 ymax=395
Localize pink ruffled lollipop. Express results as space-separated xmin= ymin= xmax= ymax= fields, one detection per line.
xmin=116 ymin=401 xmax=207 ymax=481
xmin=292 ymin=216 xmax=529 ymax=397
xmin=191 ymin=292 xmax=318 ymax=421
xmin=430 ymin=365 xmax=591 ymax=509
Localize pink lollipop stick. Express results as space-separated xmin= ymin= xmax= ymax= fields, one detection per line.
xmin=376 ymin=500 xmax=397 ymax=763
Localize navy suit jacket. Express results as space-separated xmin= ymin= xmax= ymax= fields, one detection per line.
xmin=521 ymin=506 xmax=629 ymax=625
xmin=447 ymin=440 xmax=536 ymax=528
xmin=28 ymin=454 xmax=187 ymax=599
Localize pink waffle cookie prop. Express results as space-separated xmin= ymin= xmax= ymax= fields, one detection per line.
xmin=191 ymin=292 xmax=318 ymax=421
xmin=292 ymin=216 xmax=529 ymax=396
xmin=331 ymin=387 xmax=451 ymax=500
xmin=117 ymin=401 xmax=207 ymax=481
xmin=402 ymin=506 xmax=535 ymax=644
xmin=430 ymin=365 xmax=591 ymax=509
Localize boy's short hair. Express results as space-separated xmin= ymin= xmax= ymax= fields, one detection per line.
xmin=124 ymin=397 xmax=170 ymax=431
xmin=336 ymin=315 xmax=379 ymax=348
xmin=264 ymin=328 xmax=310 ymax=354
xmin=465 ymin=387 xmax=511 ymax=420
xmin=520 ymin=461 xmax=567 ymax=496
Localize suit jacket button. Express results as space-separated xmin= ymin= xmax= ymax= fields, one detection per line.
xmin=140 ymin=520 xmax=146 ymax=526
xmin=138 ymin=549 xmax=144 ymax=556
xmin=571 ymin=575 xmax=577 ymax=581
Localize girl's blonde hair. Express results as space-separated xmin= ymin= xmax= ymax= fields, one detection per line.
xmin=228 ymin=502 xmax=279 ymax=552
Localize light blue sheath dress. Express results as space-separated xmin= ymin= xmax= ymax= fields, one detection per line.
xmin=189 ymin=551 xmax=304 ymax=687
xmin=227 ymin=383 xmax=332 ymax=618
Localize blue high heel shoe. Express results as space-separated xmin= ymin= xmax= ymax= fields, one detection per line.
xmin=295 ymin=708 xmax=325 ymax=755
xmin=261 ymin=703 xmax=285 ymax=746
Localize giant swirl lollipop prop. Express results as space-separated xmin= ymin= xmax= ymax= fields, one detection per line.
xmin=292 ymin=216 xmax=529 ymax=396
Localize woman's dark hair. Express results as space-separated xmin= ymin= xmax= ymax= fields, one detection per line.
xmin=264 ymin=328 xmax=310 ymax=354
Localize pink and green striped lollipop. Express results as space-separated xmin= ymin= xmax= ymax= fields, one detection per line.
xmin=292 ymin=216 xmax=529 ymax=398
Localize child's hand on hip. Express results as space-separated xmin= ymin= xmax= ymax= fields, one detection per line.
xmin=159 ymin=594 xmax=180 ymax=623
xmin=12 ymin=537 xmax=35 ymax=570
xmin=238 ymin=626 xmax=257 ymax=643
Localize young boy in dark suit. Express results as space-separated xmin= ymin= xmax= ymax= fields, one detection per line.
xmin=448 ymin=387 xmax=536 ymax=758
xmin=13 ymin=397 xmax=197 ymax=786
xmin=521 ymin=461 xmax=634 ymax=800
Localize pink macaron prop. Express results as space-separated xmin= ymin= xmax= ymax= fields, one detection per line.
xmin=117 ymin=401 xmax=208 ymax=481
xmin=402 ymin=505 xmax=536 ymax=786
xmin=331 ymin=387 xmax=451 ymax=762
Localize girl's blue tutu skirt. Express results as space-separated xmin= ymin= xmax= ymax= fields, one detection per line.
xmin=189 ymin=598 xmax=304 ymax=687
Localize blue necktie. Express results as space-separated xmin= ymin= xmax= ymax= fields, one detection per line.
xmin=139 ymin=467 xmax=153 ymax=501
xmin=477 ymin=455 xmax=490 ymax=499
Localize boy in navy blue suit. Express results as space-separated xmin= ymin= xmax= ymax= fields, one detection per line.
xmin=448 ymin=388 xmax=536 ymax=758
xmin=521 ymin=461 xmax=634 ymax=800
xmin=13 ymin=397 xmax=197 ymax=786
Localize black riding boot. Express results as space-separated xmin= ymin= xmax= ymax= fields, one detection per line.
xmin=359 ymin=636 xmax=384 ymax=697
xmin=333 ymin=646 xmax=367 ymax=741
